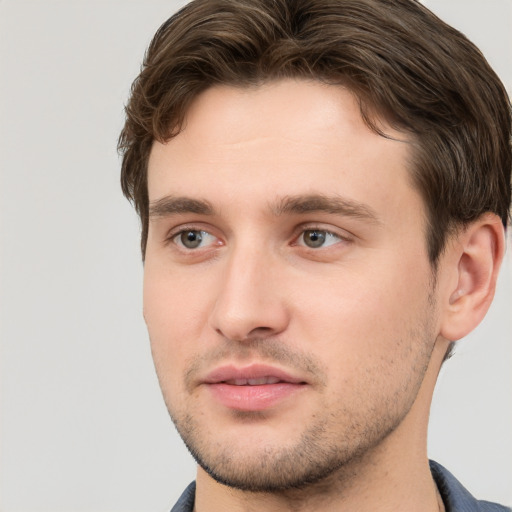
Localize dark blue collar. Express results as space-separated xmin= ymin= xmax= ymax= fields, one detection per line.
xmin=429 ymin=460 xmax=510 ymax=512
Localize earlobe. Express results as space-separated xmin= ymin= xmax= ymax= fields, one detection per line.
xmin=440 ymin=214 xmax=505 ymax=342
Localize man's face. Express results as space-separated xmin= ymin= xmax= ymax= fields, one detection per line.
xmin=144 ymin=80 xmax=440 ymax=491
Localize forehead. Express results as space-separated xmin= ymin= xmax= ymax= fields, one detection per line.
xmin=147 ymin=79 xmax=418 ymax=220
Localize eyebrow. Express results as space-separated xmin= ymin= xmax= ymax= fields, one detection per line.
xmin=149 ymin=196 xmax=214 ymax=217
xmin=271 ymin=194 xmax=381 ymax=225
xmin=148 ymin=193 xmax=380 ymax=225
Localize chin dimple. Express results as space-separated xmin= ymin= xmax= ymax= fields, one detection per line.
xmin=225 ymin=377 xmax=282 ymax=386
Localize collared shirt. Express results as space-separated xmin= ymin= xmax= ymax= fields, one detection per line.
xmin=170 ymin=460 xmax=511 ymax=512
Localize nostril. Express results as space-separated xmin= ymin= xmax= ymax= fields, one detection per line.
xmin=214 ymin=325 xmax=277 ymax=343
xmin=247 ymin=326 xmax=275 ymax=337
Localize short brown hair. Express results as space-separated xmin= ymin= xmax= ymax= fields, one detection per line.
xmin=119 ymin=0 xmax=511 ymax=262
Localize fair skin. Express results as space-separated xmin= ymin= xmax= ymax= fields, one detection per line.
xmin=144 ymin=79 xmax=504 ymax=511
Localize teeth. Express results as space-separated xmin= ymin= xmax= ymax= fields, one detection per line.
xmin=226 ymin=377 xmax=281 ymax=386
xmin=248 ymin=377 xmax=280 ymax=385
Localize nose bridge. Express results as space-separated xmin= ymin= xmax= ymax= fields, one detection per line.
xmin=209 ymin=237 xmax=289 ymax=341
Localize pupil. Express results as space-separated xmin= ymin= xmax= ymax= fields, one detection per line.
xmin=305 ymin=230 xmax=326 ymax=248
xmin=182 ymin=230 xmax=202 ymax=248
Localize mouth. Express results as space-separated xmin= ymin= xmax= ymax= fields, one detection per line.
xmin=222 ymin=376 xmax=283 ymax=386
xmin=202 ymin=364 xmax=307 ymax=411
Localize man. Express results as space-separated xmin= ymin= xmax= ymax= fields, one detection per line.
xmin=118 ymin=0 xmax=511 ymax=510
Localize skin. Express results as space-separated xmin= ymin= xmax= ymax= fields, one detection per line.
xmin=143 ymin=79 xmax=504 ymax=511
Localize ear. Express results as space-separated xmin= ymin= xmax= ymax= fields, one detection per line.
xmin=439 ymin=213 xmax=505 ymax=342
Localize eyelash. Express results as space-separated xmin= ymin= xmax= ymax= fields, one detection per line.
xmin=166 ymin=224 xmax=352 ymax=252
xmin=294 ymin=227 xmax=346 ymax=249
xmin=167 ymin=225 xmax=221 ymax=249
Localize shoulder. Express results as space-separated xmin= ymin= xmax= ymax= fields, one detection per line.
xmin=430 ymin=460 xmax=511 ymax=512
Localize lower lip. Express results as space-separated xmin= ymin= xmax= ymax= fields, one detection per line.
xmin=206 ymin=382 xmax=305 ymax=411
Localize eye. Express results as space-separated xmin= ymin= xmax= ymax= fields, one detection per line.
xmin=173 ymin=229 xmax=217 ymax=249
xmin=298 ymin=229 xmax=342 ymax=249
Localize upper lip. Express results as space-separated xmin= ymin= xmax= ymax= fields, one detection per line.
xmin=203 ymin=364 xmax=307 ymax=385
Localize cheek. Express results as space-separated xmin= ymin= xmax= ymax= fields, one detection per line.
xmin=143 ymin=263 xmax=209 ymax=378
xmin=295 ymin=270 xmax=434 ymax=421
xmin=291 ymin=255 xmax=433 ymax=372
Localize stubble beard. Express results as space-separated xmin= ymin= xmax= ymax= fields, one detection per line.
xmin=162 ymin=333 xmax=436 ymax=493
xmin=171 ymin=406 xmax=399 ymax=493
xmin=156 ymin=281 xmax=438 ymax=493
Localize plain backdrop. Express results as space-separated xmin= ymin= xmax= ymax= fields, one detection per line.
xmin=0 ymin=1 xmax=511 ymax=511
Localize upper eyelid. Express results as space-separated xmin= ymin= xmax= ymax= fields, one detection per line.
xmin=169 ymin=229 xmax=220 ymax=253
xmin=166 ymin=223 xmax=219 ymax=240
xmin=175 ymin=228 xmax=214 ymax=241
xmin=293 ymin=223 xmax=354 ymax=241
xmin=294 ymin=230 xmax=348 ymax=249
xmin=163 ymin=222 xmax=353 ymax=244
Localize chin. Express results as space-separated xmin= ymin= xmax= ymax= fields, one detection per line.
xmin=172 ymin=409 xmax=398 ymax=493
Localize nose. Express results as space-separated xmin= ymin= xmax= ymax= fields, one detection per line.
xmin=208 ymin=244 xmax=290 ymax=342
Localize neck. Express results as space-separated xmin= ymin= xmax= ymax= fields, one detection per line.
xmin=195 ymin=438 xmax=439 ymax=512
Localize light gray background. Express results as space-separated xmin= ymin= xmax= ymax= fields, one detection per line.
xmin=0 ymin=1 xmax=510 ymax=510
